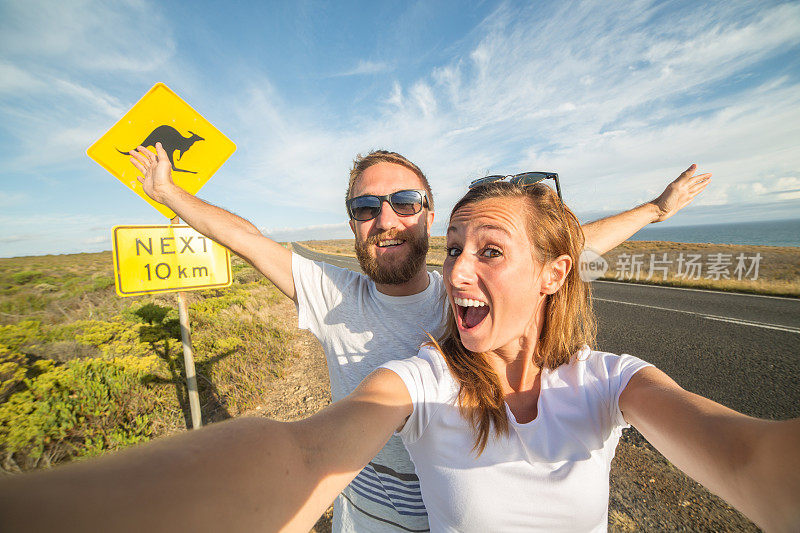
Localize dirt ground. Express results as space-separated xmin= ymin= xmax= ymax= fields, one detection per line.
xmin=248 ymin=297 xmax=759 ymax=532
xmin=240 ymin=296 xmax=334 ymax=532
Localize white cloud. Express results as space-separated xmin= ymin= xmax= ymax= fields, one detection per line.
xmin=0 ymin=213 xmax=111 ymax=228
xmin=51 ymin=79 xmax=126 ymax=118
xmin=331 ymin=60 xmax=393 ymax=77
xmin=749 ymin=177 xmax=800 ymax=201
xmin=262 ymin=222 xmax=352 ymax=242
xmin=410 ymin=82 xmax=437 ymax=117
xmin=0 ymin=62 xmax=45 ymax=93
xmin=0 ymin=0 xmax=175 ymax=72
xmin=386 ymin=82 xmax=404 ymax=107
xmin=0 ymin=191 xmax=28 ymax=207
xmin=83 ymin=235 xmax=111 ymax=245
xmin=347 ymin=1 xmax=800 ymax=220
xmin=0 ymin=0 xmax=176 ymax=173
xmin=3 ymin=0 xmax=800 ymax=255
xmin=0 ymin=234 xmax=34 ymax=244
xmin=0 ymin=213 xmax=118 ymax=257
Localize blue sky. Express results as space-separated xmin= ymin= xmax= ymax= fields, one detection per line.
xmin=1 ymin=0 xmax=799 ymax=257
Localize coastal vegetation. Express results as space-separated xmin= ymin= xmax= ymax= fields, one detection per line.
xmin=0 ymin=252 xmax=294 ymax=473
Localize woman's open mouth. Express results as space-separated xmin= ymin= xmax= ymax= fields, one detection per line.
xmin=453 ymin=297 xmax=490 ymax=329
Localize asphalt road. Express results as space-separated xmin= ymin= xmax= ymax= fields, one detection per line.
xmin=292 ymin=243 xmax=800 ymax=420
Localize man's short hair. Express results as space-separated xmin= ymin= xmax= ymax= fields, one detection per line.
xmin=346 ymin=150 xmax=434 ymax=213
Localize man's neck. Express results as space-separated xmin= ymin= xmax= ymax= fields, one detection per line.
xmin=374 ymin=268 xmax=431 ymax=297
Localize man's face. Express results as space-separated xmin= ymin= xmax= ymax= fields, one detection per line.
xmin=348 ymin=162 xmax=435 ymax=285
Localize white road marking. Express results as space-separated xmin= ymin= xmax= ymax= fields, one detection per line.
xmin=593 ymin=297 xmax=800 ymax=334
xmin=702 ymin=316 xmax=800 ymax=334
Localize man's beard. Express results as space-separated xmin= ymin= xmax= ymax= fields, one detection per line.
xmin=354 ymin=225 xmax=429 ymax=285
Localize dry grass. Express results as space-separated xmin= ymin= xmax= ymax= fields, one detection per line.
xmin=0 ymin=252 xmax=133 ymax=326
xmin=608 ymin=509 xmax=637 ymax=532
xmin=598 ymin=240 xmax=800 ymax=297
xmin=302 ymin=238 xmax=800 ymax=297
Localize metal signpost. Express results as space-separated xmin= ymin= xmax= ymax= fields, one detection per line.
xmin=89 ymin=83 xmax=236 ymax=429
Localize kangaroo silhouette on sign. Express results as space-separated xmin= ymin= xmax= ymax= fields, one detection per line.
xmin=118 ymin=125 xmax=204 ymax=174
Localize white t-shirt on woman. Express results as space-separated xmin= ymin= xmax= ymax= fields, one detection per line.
xmin=381 ymin=345 xmax=652 ymax=532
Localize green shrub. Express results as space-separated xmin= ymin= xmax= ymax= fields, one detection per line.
xmin=90 ymin=276 xmax=115 ymax=291
xmin=0 ymin=252 xmax=299 ymax=472
xmin=0 ymin=292 xmax=49 ymax=315
xmin=134 ymin=302 xmax=170 ymax=325
xmin=0 ymin=321 xmax=44 ymax=350
xmin=0 ymin=355 xmax=172 ymax=471
xmin=190 ymin=287 xmax=249 ymax=317
xmin=132 ymin=303 xmax=181 ymax=347
xmin=11 ymin=271 xmax=43 ymax=285
xmin=0 ymin=345 xmax=27 ymax=403
xmin=50 ymin=319 xmax=151 ymax=359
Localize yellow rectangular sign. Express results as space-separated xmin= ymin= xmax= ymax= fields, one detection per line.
xmin=112 ymin=225 xmax=232 ymax=297
xmin=87 ymin=83 xmax=236 ymax=219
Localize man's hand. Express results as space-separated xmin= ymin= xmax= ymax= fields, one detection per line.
xmin=650 ymin=164 xmax=711 ymax=223
xmin=130 ymin=142 xmax=178 ymax=205
xmin=128 ymin=141 xmax=296 ymax=301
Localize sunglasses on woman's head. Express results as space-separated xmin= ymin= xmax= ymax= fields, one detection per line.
xmin=346 ymin=189 xmax=429 ymax=221
xmin=469 ymin=172 xmax=562 ymax=200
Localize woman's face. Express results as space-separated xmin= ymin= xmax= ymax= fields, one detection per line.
xmin=444 ymin=197 xmax=547 ymax=355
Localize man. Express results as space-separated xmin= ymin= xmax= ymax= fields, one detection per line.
xmin=130 ymin=145 xmax=710 ymax=532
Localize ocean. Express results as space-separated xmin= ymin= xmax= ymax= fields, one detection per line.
xmin=629 ymin=218 xmax=800 ymax=247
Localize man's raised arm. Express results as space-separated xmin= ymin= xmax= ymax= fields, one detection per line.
xmin=581 ymin=164 xmax=711 ymax=254
xmin=130 ymin=143 xmax=296 ymax=301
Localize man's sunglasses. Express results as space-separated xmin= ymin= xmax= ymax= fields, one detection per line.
xmin=469 ymin=172 xmax=562 ymax=199
xmin=346 ymin=189 xmax=429 ymax=221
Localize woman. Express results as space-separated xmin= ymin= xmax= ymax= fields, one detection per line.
xmin=1 ymin=181 xmax=798 ymax=533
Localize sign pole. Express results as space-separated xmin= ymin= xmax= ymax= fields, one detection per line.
xmin=171 ymin=216 xmax=202 ymax=429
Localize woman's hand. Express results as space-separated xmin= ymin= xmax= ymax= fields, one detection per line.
xmin=580 ymin=164 xmax=711 ymax=255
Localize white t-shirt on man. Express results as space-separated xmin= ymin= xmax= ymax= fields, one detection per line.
xmin=292 ymin=253 xmax=448 ymax=532
xmin=381 ymin=345 xmax=652 ymax=533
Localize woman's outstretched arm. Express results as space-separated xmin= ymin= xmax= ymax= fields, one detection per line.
xmin=0 ymin=369 xmax=411 ymax=533
xmin=620 ymin=367 xmax=800 ymax=533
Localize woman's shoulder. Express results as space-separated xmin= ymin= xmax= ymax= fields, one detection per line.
xmin=380 ymin=344 xmax=452 ymax=386
xmin=559 ymin=347 xmax=653 ymax=382
xmin=379 ymin=344 xmax=458 ymax=416
xmin=411 ymin=343 xmax=451 ymax=380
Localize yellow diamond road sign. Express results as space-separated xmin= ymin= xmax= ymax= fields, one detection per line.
xmin=87 ymin=83 xmax=236 ymax=219
xmin=112 ymin=225 xmax=232 ymax=297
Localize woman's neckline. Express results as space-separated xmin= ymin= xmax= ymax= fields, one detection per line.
xmin=504 ymin=366 xmax=548 ymax=426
